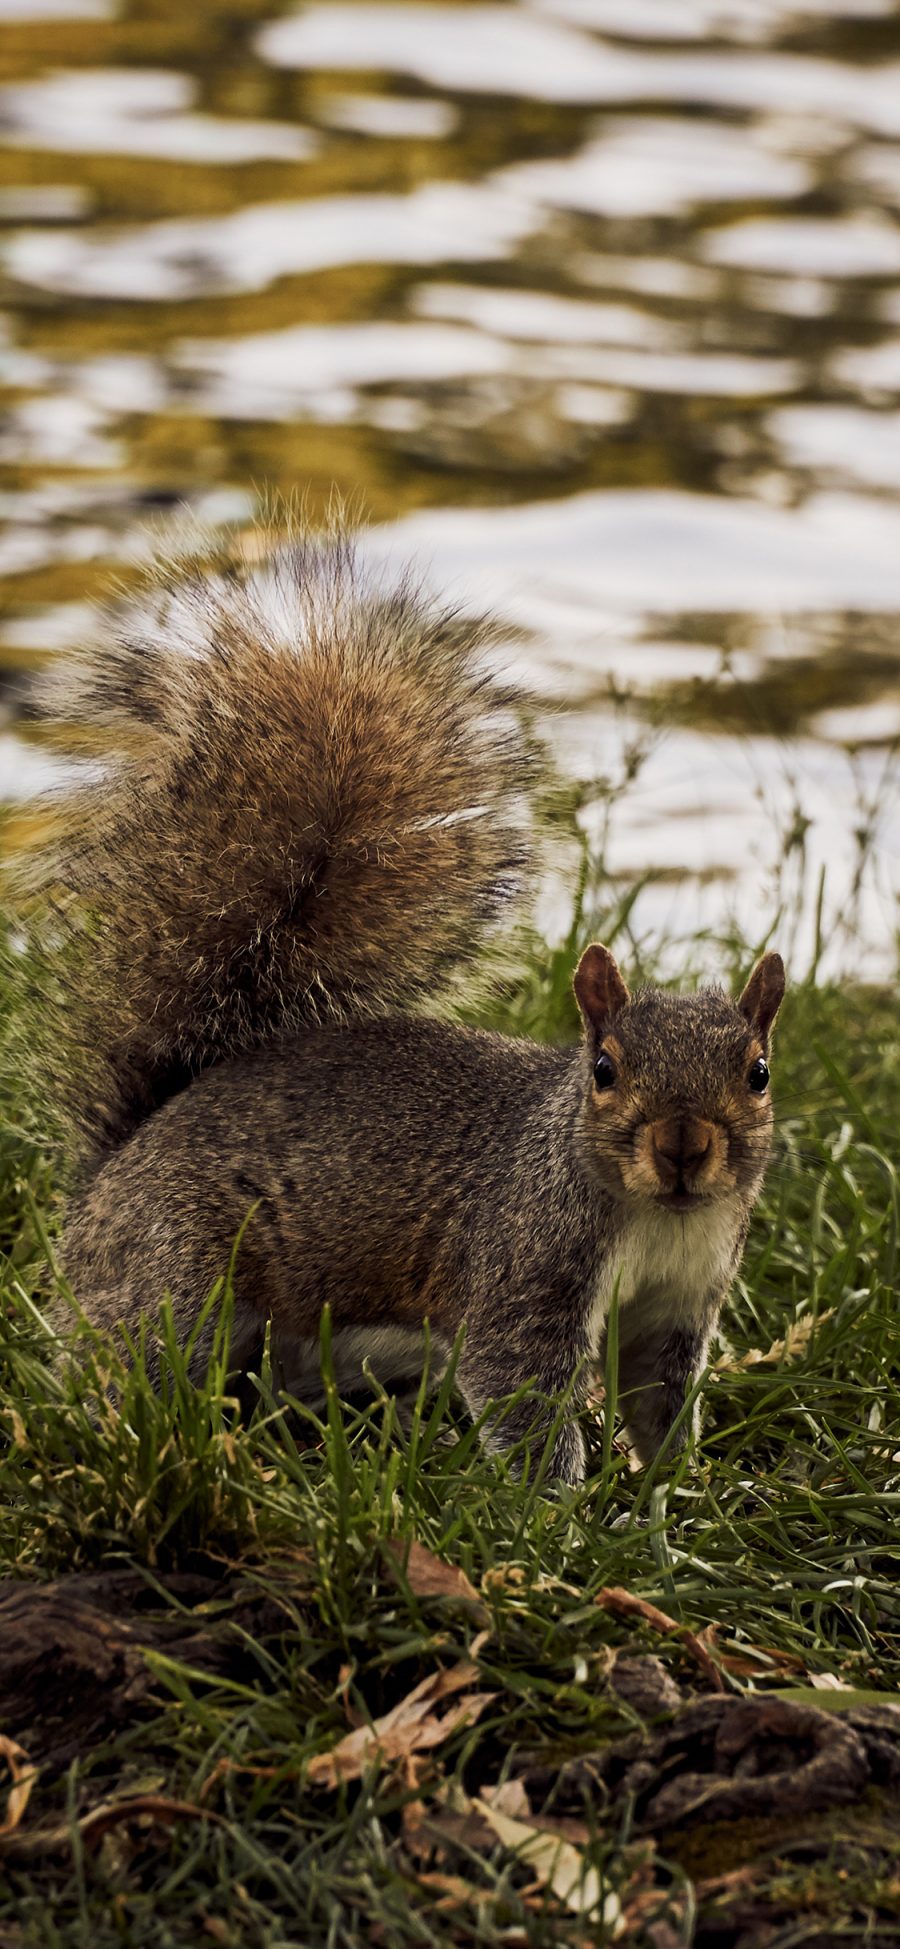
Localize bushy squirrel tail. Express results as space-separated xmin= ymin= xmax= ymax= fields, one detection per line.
xmin=30 ymin=521 xmax=535 ymax=1161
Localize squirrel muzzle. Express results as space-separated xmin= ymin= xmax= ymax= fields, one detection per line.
xmin=648 ymin=1116 xmax=720 ymax=1197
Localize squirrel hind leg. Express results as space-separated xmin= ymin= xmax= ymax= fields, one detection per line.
xmin=269 ymin=1321 xmax=452 ymax=1407
xmin=50 ymin=1278 xmax=266 ymax=1399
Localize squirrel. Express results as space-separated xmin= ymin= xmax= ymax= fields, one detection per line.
xmin=30 ymin=520 xmax=784 ymax=1485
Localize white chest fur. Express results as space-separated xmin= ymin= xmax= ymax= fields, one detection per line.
xmin=588 ymin=1198 xmax=741 ymax=1350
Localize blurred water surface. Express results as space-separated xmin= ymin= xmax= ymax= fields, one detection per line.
xmin=1 ymin=0 xmax=899 ymax=971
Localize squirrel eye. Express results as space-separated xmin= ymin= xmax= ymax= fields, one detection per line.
xmin=748 ymin=1057 xmax=770 ymax=1094
xmin=593 ymin=1051 xmax=617 ymax=1091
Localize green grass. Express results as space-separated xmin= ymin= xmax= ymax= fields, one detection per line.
xmin=0 ymin=902 xmax=898 ymax=1945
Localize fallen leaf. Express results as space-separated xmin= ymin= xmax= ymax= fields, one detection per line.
xmin=696 ymin=1625 xmax=807 ymax=1679
xmin=201 ymin=1919 xmax=232 ymax=1945
xmin=482 ymin=1566 xmax=526 ymax=1594
xmin=384 ymin=1539 xmax=488 ymax=1622
xmin=308 ymin=1655 xmax=496 ymax=1789
xmin=400 ymin=1752 xmax=432 ymax=1858
xmin=693 ymin=1863 xmax=760 ymax=1900
xmin=482 ymin=1778 xmax=531 ymax=1820
xmin=484 ymin=1791 xmax=593 ymax=1850
xmin=415 ymin=1799 xmax=500 ymax=1861
xmin=199 ymin=1757 xmax=286 ymax=1804
xmin=0 ymin=1792 xmax=222 ymax=1860
xmin=0 ymin=1737 xmax=37 ymax=1839
xmin=475 ymin=1795 xmax=623 ymax=1930
xmin=415 ymin=1871 xmax=495 ymax=1910
xmin=596 ymin=1588 xmax=724 ymax=1692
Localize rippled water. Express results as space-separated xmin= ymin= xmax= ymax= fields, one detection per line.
xmin=1 ymin=0 xmax=898 ymax=973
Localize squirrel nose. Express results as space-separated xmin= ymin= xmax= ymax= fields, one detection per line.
xmin=650 ymin=1117 xmax=714 ymax=1187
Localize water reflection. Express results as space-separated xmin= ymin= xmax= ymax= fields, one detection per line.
xmin=0 ymin=0 xmax=897 ymax=973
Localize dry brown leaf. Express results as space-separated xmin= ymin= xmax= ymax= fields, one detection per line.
xmin=0 ymin=1736 xmax=37 ymax=1840
xmin=308 ymin=1655 xmax=496 ymax=1789
xmin=69 ymin=1794 xmax=221 ymax=1847
xmin=336 ymin=1662 xmax=364 ymax=1729
xmin=596 ymin=1587 xmax=724 ymax=1692
xmin=415 ymin=1799 xmax=499 ymax=1861
xmin=696 ymin=1624 xmax=807 ymax=1679
xmin=199 ymin=1757 xmax=285 ymax=1804
xmin=400 ymin=1752 xmax=432 ymax=1859
xmin=415 ymin=1871 xmax=496 ymax=1911
xmin=482 ymin=1565 xmax=526 ymax=1594
xmin=201 ymin=1919 xmax=232 ymax=1945
xmin=0 ymin=1792 xmax=222 ymax=1861
xmin=384 ymin=1539 xmax=489 ymax=1621
xmin=693 ymin=1862 xmax=764 ymax=1900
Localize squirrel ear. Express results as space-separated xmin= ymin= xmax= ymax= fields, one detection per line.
xmin=574 ymin=943 xmax=630 ymax=1033
xmin=738 ymin=951 xmax=785 ymax=1043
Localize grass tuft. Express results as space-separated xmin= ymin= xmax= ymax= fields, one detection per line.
xmin=0 ymin=887 xmax=898 ymax=1944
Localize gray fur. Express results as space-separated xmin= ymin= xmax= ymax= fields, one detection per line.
xmin=35 ymin=523 xmax=784 ymax=1483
